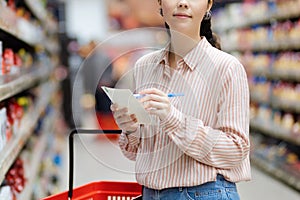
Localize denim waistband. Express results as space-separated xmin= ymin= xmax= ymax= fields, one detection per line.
xmin=144 ymin=174 xmax=236 ymax=192
xmin=193 ymin=174 xmax=236 ymax=189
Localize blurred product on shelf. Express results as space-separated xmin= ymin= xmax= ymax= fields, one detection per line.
xmin=272 ymin=82 xmax=300 ymax=105
xmin=0 ymin=154 xmax=29 ymax=199
xmin=0 ymin=41 xmax=2 ymax=74
xmin=213 ymin=0 xmax=300 ymax=32
xmin=213 ymin=0 xmax=300 ymax=52
xmin=31 ymin=117 xmax=65 ymax=199
xmin=219 ymin=18 xmax=300 ymax=52
xmin=251 ymin=103 xmax=300 ymax=141
xmin=250 ymin=133 xmax=300 ymax=190
xmin=0 ymin=0 xmax=59 ymax=54
xmin=249 ymin=76 xmax=271 ymax=103
xmin=0 ymin=46 xmax=34 ymax=75
xmin=4 ymin=158 xmax=26 ymax=198
xmin=249 ymin=76 xmax=300 ymax=107
xmin=241 ymin=51 xmax=300 ymax=81
xmin=0 ymin=100 xmax=63 ymax=200
xmin=0 ymin=107 xmax=6 ymax=152
xmin=0 ymin=93 xmax=34 ymax=154
xmin=0 ymin=185 xmax=13 ymax=200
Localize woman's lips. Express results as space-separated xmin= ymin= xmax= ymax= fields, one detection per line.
xmin=173 ymin=13 xmax=192 ymax=18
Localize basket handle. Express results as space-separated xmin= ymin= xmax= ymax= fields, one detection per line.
xmin=68 ymin=129 xmax=122 ymax=200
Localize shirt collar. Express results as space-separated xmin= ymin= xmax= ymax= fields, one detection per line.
xmin=157 ymin=37 xmax=211 ymax=71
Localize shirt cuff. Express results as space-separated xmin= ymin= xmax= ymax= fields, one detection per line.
xmin=121 ymin=129 xmax=140 ymax=147
xmin=160 ymin=105 xmax=183 ymax=132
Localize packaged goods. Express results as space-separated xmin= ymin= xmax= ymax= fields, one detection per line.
xmin=0 ymin=107 xmax=7 ymax=152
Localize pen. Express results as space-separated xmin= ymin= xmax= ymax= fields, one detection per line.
xmin=133 ymin=93 xmax=184 ymax=98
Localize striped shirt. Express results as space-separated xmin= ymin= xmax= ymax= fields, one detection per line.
xmin=119 ymin=37 xmax=251 ymax=190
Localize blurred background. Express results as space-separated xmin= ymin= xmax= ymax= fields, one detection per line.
xmin=0 ymin=0 xmax=300 ymax=199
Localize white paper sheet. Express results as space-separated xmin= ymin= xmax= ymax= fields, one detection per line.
xmin=101 ymin=86 xmax=153 ymax=124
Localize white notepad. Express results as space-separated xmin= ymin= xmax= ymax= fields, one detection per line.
xmin=102 ymin=86 xmax=153 ymax=124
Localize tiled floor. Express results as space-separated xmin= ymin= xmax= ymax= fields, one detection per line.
xmin=59 ymin=112 xmax=300 ymax=200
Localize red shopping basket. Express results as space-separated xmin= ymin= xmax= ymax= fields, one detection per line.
xmin=42 ymin=129 xmax=142 ymax=200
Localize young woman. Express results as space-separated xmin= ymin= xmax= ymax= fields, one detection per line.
xmin=111 ymin=0 xmax=250 ymax=199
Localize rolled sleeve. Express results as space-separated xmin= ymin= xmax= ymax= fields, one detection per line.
xmin=160 ymin=105 xmax=184 ymax=132
xmin=119 ymin=129 xmax=141 ymax=161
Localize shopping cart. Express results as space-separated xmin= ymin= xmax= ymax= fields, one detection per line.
xmin=42 ymin=129 xmax=142 ymax=200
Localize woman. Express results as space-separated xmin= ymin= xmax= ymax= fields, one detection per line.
xmin=111 ymin=0 xmax=250 ymax=199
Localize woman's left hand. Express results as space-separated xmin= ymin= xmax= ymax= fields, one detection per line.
xmin=138 ymin=88 xmax=171 ymax=121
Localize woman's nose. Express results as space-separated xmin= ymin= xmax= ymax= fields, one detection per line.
xmin=178 ymin=0 xmax=188 ymax=9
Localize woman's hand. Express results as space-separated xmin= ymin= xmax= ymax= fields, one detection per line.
xmin=110 ymin=104 xmax=138 ymax=133
xmin=139 ymin=88 xmax=171 ymax=121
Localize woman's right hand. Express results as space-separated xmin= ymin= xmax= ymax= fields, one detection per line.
xmin=110 ymin=104 xmax=138 ymax=133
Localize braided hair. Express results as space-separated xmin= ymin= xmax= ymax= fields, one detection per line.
xmin=200 ymin=10 xmax=221 ymax=49
xmin=162 ymin=0 xmax=221 ymax=50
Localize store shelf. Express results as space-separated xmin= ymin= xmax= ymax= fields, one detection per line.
xmin=0 ymin=65 xmax=51 ymax=102
xmin=0 ymin=5 xmax=43 ymax=46
xmin=0 ymin=5 xmax=58 ymax=54
xmin=250 ymin=92 xmax=269 ymax=105
xmin=18 ymin=108 xmax=56 ymax=200
xmin=252 ymin=69 xmax=300 ymax=82
xmin=251 ymin=155 xmax=300 ymax=192
xmin=213 ymin=0 xmax=300 ymax=33
xmin=271 ymin=97 xmax=300 ymax=114
xmin=250 ymin=118 xmax=300 ymax=146
xmin=24 ymin=0 xmax=58 ymax=34
xmin=224 ymin=39 xmax=300 ymax=53
xmin=19 ymin=131 xmax=47 ymax=200
xmin=216 ymin=10 xmax=300 ymax=33
xmin=250 ymin=92 xmax=300 ymax=114
xmin=0 ymin=81 xmax=57 ymax=184
xmin=0 ymin=24 xmax=36 ymax=49
xmin=270 ymin=70 xmax=300 ymax=82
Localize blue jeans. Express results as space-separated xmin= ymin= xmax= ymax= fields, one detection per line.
xmin=142 ymin=174 xmax=240 ymax=200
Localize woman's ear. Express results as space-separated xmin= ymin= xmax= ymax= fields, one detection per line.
xmin=207 ymin=0 xmax=213 ymax=11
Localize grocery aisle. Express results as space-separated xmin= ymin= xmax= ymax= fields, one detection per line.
xmin=66 ymin=113 xmax=300 ymax=200
xmin=1 ymin=0 xmax=299 ymax=199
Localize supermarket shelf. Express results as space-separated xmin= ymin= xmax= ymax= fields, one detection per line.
xmin=0 ymin=24 xmax=58 ymax=54
xmin=0 ymin=4 xmax=42 ymax=47
xmin=224 ymin=39 xmax=300 ymax=52
xmin=250 ymin=92 xmax=300 ymax=114
xmin=216 ymin=10 xmax=300 ymax=33
xmin=0 ymin=65 xmax=51 ymax=102
xmin=250 ymin=118 xmax=300 ymax=146
xmin=252 ymin=69 xmax=300 ymax=82
xmin=24 ymin=0 xmax=58 ymax=34
xmin=19 ymin=131 xmax=48 ymax=200
xmin=0 ymin=23 xmax=37 ymax=49
xmin=19 ymin=109 xmax=56 ymax=200
xmin=271 ymin=97 xmax=300 ymax=114
xmin=250 ymin=92 xmax=269 ymax=105
xmin=270 ymin=70 xmax=300 ymax=82
xmin=251 ymin=156 xmax=300 ymax=192
xmin=0 ymin=7 xmax=58 ymax=54
xmin=0 ymin=81 xmax=57 ymax=184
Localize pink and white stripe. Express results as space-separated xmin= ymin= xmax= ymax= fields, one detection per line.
xmin=119 ymin=37 xmax=251 ymax=190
